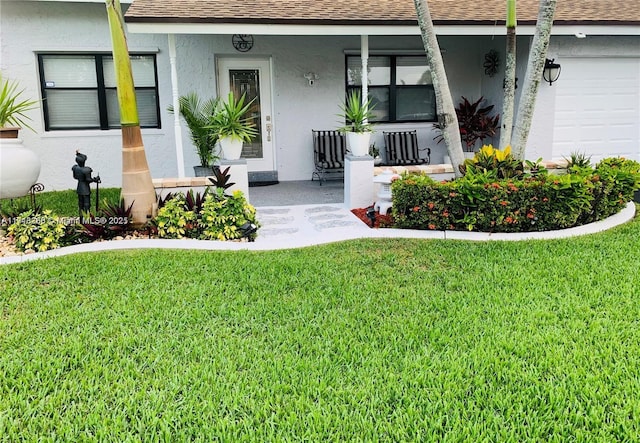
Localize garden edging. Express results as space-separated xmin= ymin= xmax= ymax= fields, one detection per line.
xmin=0 ymin=202 xmax=635 ymax=265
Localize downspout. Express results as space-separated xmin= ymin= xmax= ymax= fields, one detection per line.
xmin=168 ymin=34 xmax=185 ymax=178
xmin=361 ymin=34 xmax=369 ymax=123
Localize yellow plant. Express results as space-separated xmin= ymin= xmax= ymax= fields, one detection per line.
xmin=477 ymin=144 xmax=512 ymax=162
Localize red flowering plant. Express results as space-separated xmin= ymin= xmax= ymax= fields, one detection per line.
xmin=433 ymin=97 xmax=500 ymax=152
xmin=392 ymin=169 xmax=600 ymax=233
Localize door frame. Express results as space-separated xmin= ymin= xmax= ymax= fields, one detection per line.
xmin=216 ymin=56 xmax=276 ymax=174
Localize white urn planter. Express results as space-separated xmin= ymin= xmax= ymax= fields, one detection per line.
xmin=346 ymin=132 xmax=371 ymax=157
xmin=219 ymin=136 xmax=244 ymax=160
xmin=0 ymin=129 xmax=41 ymax=199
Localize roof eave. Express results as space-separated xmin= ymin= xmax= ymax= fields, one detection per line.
xmin=124 ymin=19 xmax=640 ymax=36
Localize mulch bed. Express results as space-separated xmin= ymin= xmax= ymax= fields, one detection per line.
xmin=351 ymin=207 xmax=394 ymax=229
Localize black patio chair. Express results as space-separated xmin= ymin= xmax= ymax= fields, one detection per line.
xmin=383 ymin=130 xmax=431 ymax=166
xmin=311 ymin=130 xmax=347 ymax=185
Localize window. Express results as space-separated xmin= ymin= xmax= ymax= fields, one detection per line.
xmin=346 ymin=55 xmax=436 ymax=123
xmin=38 ymin=54 xmax=160 ymax=131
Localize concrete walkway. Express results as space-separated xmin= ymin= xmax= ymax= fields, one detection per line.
xmin=0 ymin=202 xmax=635 ymax=265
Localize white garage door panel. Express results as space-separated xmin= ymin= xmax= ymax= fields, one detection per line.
xmin=553 ymin=57 xmax=640 ymax=162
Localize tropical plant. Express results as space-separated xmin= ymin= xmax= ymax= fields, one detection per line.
xmin=564 ymin=151 xmax=592 ymax=171
xmin=153 ymin=194 xmax=197 ymax=239
xmin=460 ymin=144 xmax=523 ymax=179
xmin=0 ymin=73 xmax=39 ymax=130
xmin=152 ymin=188 xmax=260 ymax=241
xmin=435 ymin=97 xmax=500 ymax=152
xmin=78 ymin=199 xmax=134 ymax=241
xmin=211 ymin=91 xmax=258 ymax=142
xmin=168 ymin=93 xmax=221 ymax=167
xmin=105 ymin=0 xmax=157 ymax=225
xmin=524 ymin=158 xmax=549 ymax=177
xmin=183 ymin=188 xmax=209 ymax=214
xmin=207 ymin=166 xmax=236 ymax=193
xmin=7 ymin=209 xmax=72 ymax=252
xmin=199 ymin=189 xmax=259 ymax=241
xmin=338 ymin=90 xmax=375 ymax=133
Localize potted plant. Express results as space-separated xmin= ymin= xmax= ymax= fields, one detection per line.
xmin=370 ymin=143 xmax=382 ymax=165
xmin=0 ymin=73 xmax=41 ymax=199
xmin=338 ymin=89 xmax=375 ymax=156
xmin=168 ymin=92 xmax=221 ymax=176
xmin=211 ymin=91 xmax=257 ymax=160
xmin=434 ymin=96 xmax=500 ymax=159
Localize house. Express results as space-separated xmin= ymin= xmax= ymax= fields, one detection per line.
xmin=1 ymin=0 xmax=639 ymax=194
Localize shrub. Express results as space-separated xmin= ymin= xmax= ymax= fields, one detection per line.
xmin=7 ymin=209 xmax=73 ymax=252
xmin=199 ymin=189 xmax=259 ymax=241
xmin=154 ymin=194 xmax=198 ymax=239
xmin=587 ymin=157 xmax=640 ymax=222
xmin=391 ymin=166 xmax=626 ymax=232
xmin=77 ymin=199 xmax=134 ymax=241
xmin=153 ymin=188 xmax=259 ymax=241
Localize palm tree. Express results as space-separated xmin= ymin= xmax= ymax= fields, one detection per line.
xmin=168 ymin=93 xmax=220 ymax=169
xmin=499 ymin=0 xmax=517 ymax=150
xmin=511 ymin=0 xmax=557 ymax=159
xmin=105 ymin=0 xmax=157 ymax=225
xmin=413 ymin=0 xmax=465 ymax=177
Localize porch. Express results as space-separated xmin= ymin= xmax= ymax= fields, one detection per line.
xmin=152 ymin=163 xmax=459 ymax=208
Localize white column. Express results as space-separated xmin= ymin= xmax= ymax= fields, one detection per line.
xmin=360 ymin=34 xmax=369 ymax=121
xmin=168 ymin=34 xmax=185 ymax=178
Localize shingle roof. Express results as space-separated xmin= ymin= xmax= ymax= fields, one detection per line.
xmin=125 ymin=0 xmax=640 ymax=25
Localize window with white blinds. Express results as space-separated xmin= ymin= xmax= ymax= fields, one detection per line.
xmin=345 ymin=55 xmax=436 ymax=123
xmin=39 ymin=53 xmax=160 ymax=131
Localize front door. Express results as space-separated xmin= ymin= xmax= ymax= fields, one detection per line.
xmin=217 ymin=58 xmax=275 ymax=175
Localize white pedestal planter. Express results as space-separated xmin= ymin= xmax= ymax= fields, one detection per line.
xmin=219 ymin=136 xmax=243 ymax=160
xmin=0 ymin=136 xmax=41 ymax=199
xmin=219 ymin=159 xmax=250 ymax=202
xmin=344 ymin=154 xmax=374 ymax=209
xmin=346 ymin=132 xmax=371 ymax=157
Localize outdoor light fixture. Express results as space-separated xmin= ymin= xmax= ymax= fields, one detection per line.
xmin=239 ymin=222 xmax=258 ymax=241
xmin=543 ymin=58 xmax=561 ymax=86
xmin=304 ymin=72 xmax=318 ymax=87
xmin=366 ymin=207 xmax=377 ymax=227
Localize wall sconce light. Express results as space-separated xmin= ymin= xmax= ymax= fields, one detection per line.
xmin=543 ymin=58 xmax=561 ymax=86
xmin=304 ymin=72 xmax=319 ymax=87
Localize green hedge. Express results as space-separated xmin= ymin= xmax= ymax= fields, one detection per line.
xmin=392 ymin=158 xmax=640 ymax=233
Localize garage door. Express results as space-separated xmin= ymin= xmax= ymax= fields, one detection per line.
xmin=553 ymin=57 xmax=640 ymax=162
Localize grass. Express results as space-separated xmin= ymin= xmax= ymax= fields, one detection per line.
xmin=1 ymin=212 xmax=639 ymax=441
xmin=0 ymin=188 xmax=122 ymax=217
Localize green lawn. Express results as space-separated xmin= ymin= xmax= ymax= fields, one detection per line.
xmin=1 ymin=188 xmax=121 ymax=217
xmin=1 ymin=215 xmax=639 ymax=441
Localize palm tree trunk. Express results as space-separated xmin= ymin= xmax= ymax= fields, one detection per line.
xmin=499 ymin=0 xmax=517 ymax=149
xmin=413 ymin=0 xmax=465 ymax=177
xmin=511 ymin=0 xmax=557 ymax=159
xmin=105 ymin=0 xmax=157 ymax=225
